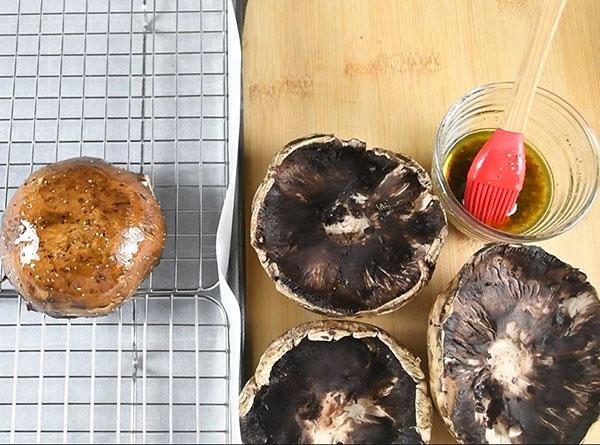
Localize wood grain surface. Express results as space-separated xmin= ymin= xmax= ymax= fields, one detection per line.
xmin=242 ymin=1 xmax=600 ymax=443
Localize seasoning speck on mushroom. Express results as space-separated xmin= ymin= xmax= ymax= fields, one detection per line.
xmin=240 ymin=320 xmax=432 ymax=444
xmin=428 ymin=243 xmax=600 ymax=444
xmin=251 ymin=134 xmax=447 ymax=317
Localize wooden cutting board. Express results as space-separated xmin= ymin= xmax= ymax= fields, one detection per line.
xmin=242 ymin=1 xmax=600 ymax=443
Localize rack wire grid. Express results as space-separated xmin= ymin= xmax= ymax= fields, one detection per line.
xmin=0 ymin=0 xmax=239 ymax=443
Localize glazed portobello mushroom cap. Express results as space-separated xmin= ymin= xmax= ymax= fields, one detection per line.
xmin=240 ymin=320 xmax=432 ymax=444
xmin=251 ymin=134 xmax=447 ymax=317
xmin=0 ymin=157 xmax=166 ymax=318
xmin=428 ymin=243 xmax=600 ymax=444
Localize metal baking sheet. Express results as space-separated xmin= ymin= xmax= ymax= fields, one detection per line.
xmin=0 ymin=0 xmax=242 ymax=443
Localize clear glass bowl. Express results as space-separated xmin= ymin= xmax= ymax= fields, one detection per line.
xmin=433 ymin=82 xmax=600 ymax=242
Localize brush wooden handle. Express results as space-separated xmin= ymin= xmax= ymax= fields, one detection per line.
xmin=501 ymin=0 xmax=567 ymax=133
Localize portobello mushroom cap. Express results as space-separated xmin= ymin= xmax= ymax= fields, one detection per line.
xmin=0 ymin=157 xmax=166 ymax=318
xmin=428 ymin=243 xmax=600 ymax=444
xmin=251 ymin=134 xmax=447 ymax=316
xmin=240 ymin=320 xmax=432 ymax=444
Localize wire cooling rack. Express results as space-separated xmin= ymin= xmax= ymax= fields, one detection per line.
xmin=0 ymin=0 xmax=241 ymax=443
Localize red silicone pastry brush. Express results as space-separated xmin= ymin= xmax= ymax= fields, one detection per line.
xmin=464 ymin=0 xmax=567 ymax=226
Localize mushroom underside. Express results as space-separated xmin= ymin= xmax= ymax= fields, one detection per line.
xmin=241 ymin=331 xmax=425 ymax=444
xmin=433 ymin=244 xmax=600 ymax=444
xmin=252 ymin=135 xmax=446 ymax=315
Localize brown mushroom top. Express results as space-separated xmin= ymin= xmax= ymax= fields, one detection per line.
xmin=240 ymin=320 xmax=432 ymax=444
xmin=0 ymin=157 xmax=166 ymax=318
xmin=251 ymin=134 xmax=447 ymax=316
xmin=428 ymin=243 xmax=600 ymax=444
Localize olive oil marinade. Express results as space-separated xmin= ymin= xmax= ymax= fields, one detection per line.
xmin=443 ymin=130 xmax=553 ymax=234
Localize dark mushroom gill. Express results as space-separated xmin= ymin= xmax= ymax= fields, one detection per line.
xmin=241 ymin=334 xmax=423 ymax=444
xmin=439 ymin=244 xmax=600 ymax=444
xmin=253 ymin=136 xmax=446 ymax=315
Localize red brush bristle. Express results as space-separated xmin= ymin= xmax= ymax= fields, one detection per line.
xmin=466 ymin=182 xmax=519 ymax=226
xmin=471 ymin=183 xmax=487 ymax=222
xmin=483 ymin=187 xmax=500 ymax=224
xmin=463 ymin=128 xmax=526 ymax=226
xmin=491 ymin=189 xmax=509 ymax=223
